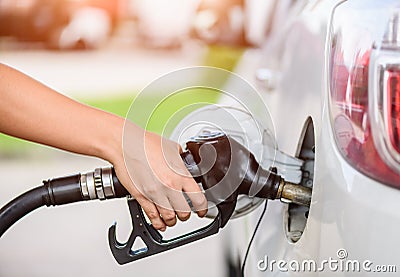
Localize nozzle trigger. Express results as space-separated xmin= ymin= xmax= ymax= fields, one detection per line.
xmin=108 ymin=198 xmax=222 ymax=265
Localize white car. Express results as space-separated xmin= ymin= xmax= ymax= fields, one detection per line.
xmin=220 ymin=0 xmax=400 ymax=276
xmin=0 ymin=1 xmax=398 ymax=276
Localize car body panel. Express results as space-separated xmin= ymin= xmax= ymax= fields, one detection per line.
xmin=222 ymin=0 xmax=400 ymax=276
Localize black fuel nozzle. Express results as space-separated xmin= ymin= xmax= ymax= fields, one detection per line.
xmin=181 ymin=132 xmax=311 ymax=216
xmin=180 ymin=132 xmax=280 ymax=227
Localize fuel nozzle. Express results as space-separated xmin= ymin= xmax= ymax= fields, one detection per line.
xmin=181 ymin=132 xmax=311 ymax=212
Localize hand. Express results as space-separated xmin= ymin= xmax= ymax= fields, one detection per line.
xmin=0 ymin=63 xmax=206 ymax=231
xmin=110 ymin=121 xmax=208 ymax=231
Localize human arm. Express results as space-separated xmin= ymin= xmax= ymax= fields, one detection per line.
xmin=0 ymin=63 xmax=207 ymax=230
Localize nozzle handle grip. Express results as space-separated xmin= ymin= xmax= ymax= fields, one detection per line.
xmin=108 ymin=197 xmax=221 ymax=265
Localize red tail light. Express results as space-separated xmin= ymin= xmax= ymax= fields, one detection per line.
xmin=329 ymin=2 xmax=400 ymax=188
xmin=386 ymin=67 xmax=400 ymax=153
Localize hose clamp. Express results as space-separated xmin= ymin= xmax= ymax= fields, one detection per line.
xmin=85 ymin=171 xmax=97 ymax=200
xmin=80 ymin=174 xmax=90 ymax=200
xmin=94 ymin=168 xmax=106 ymax=200
xmin=101 ymin=167 xmax=115 ymax=198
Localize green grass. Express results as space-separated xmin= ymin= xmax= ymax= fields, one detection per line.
xmin=128 ymin=87 xmax=220 ymax=137
xmin=203 ymin=44 xmax=244 ymax=73
xmin=85 ymin=94 xmax=133 ymax=118
xmin=0 ymin=95 xmax=135 ymax=155
xmin=0 ymin=45 xmax=244 ymax=155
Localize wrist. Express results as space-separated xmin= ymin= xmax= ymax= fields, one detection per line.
xmin=94 ymin=112 xmax=124 ymax=165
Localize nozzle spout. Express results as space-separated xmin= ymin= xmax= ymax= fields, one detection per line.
xmin=277 ymin=181 xmax=312 ymax=207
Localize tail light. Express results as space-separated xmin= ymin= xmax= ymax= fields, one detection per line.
xmin=329 ymin=1 xmax=400 ymax=188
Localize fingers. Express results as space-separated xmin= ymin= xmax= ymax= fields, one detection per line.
xmin=121 ymin=130 xmax=209 ymax=230
xmin=167 ymin=192 xmax=192 ymax=222
xmin=156 ymin=204 xmax=177 ymax=227
xmin=153 ymin=190 xmax=193 ymax=225
xmin=139 ymin=193 xmax=187 ymax=228
xmin=139 ymin=188 xmax=200 ymax=228
xmin=135 ymin=196 xmax=167 ymax=231
xmin=182 ymin=178 xmax=208 ymax=217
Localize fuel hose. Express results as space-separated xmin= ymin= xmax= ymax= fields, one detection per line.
xmin=0 ymin=167 xmax=129 ymax=238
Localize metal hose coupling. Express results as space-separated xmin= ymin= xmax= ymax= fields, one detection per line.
xmin=40 ymin=167 xmax=128 ymax=207
xmin=80 ymin=167 xmax=115 ymax=200
xmin=80 ymin=167 xmax=129 ymax=201
xmin=276 ymin=180 xmax=312 ymax=207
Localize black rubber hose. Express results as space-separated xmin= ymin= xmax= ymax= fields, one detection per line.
xmin=0 ymin=186 xmax=48 ymax=237
xmin=0 ymin=173 xmax=84 ymax=238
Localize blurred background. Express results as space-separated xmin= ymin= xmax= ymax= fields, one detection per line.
xmin=0 ymin=0 xmax=275 ymax=276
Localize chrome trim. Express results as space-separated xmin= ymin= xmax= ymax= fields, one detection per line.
xmin=94 ymin=168 xmax=106 ymax=200
xmin=80 ymin=173 xmax=89 ymax=200
xmin=101 ymin=167 xmax=115 ymax=198
xmin=86 ymin=172 xmax=97 ymax=200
